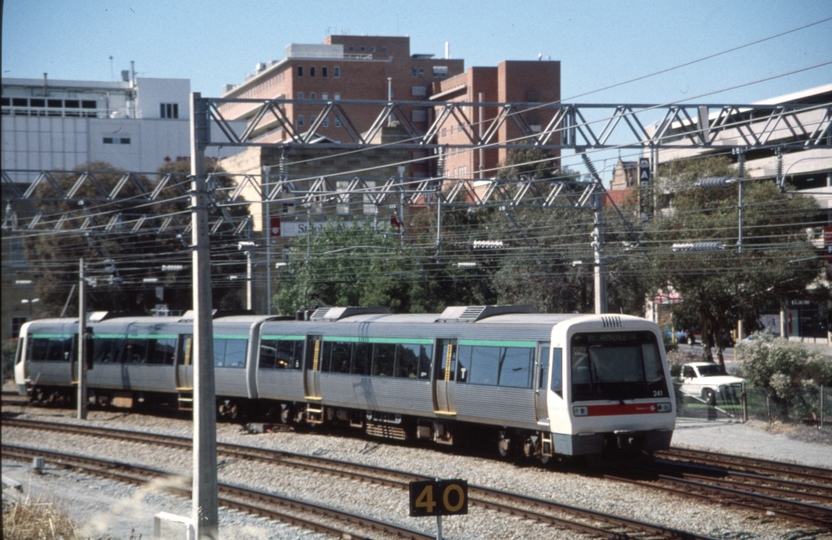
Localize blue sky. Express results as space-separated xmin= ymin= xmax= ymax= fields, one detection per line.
xmin=4 ymin=0 xmax=831 ymax=104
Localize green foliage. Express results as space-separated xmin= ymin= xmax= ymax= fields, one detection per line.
xmin=21 ymin=160 xmax=249 ymax=316
xmin=643 ymin=156 xmax=825 ymax=359
xmin=738 ymin=333 xmax=832 ymax=419
xmin=273 ymin=221 xmax=421 ymax=314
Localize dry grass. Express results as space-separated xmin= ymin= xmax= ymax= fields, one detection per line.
xmin=2 ymin=492 xmax=78 ymax=540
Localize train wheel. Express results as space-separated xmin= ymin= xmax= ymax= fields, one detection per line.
xmin=279 ymin=404 xmax=292 ymax=424
xmin=497 ymin=431 xmax=514 ymax=458
xmin=218 ymin=399 xmax=239 ymax=421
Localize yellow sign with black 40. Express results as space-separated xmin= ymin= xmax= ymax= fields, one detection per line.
xmin=409 ymin=479 xmax=468 ymax=517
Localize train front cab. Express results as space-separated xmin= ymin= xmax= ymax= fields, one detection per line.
xmin=545 ymin=316 xmax=675 ymax=461
xmin=14 ymin=319 xmax=79 ymax=404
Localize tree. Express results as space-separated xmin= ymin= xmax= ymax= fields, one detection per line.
xmin=273 ymin=221 xmax=422 ymax=314
xmin=643 ymin=156 xmax=825 ymax=366
xmin=738 ymin=334 xmax=832 ymax=420
xmin=21 ymin=160 xmax=250 ymax=316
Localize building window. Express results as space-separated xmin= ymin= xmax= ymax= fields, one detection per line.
xmin=336 ymin=180 xmax=350 ymax=216
xmin=297 ymin=66 xmax=303 ymax=77
xmin=418 ymin=68 xmax=425 ymax=78
xmin=323 ymin=117 xmax=329 ymax=127
xmin=10 ymin=237 xmax=26 ymax=267
xmin=322 ymin=92 xmax=329 ymax=100
xmin=310 ymin=92 xmax=316 ymax=100
xmin=160 ymin=103 xmax=179 ymax=119
xmin=310 ymin=66 xmax=316 ymax=77
xmin=412 ymin=67 xmax=418 ymax=78
xmin=360 ymin=46 xmax=366 ymax=52
xmin=348 ymin=46 xmax=354 ymax=52
xmin=334 ymin=117 xmax=342 ymax=127
xmin=334 ymin=66 xmax=340 ymax=78
xmin=322 ymin=66 xmax=328 ymax=77
xmin=370 ymin=47 xmax=376 ymax=53
xmin=103 ymin=137 xmax=131 ymax=144
xmin=334 ymin=92 xmax=341 ymax=100
xmin=433 ymin=66 xmax=448 ymax=79
xmin=310 ymin=115 xmax=316 ymax=125
xmin=297 ymin=92 xmax=304 ymax=100
xmin=382 ymin=47 xmax=387 ymax=53
xmin=297 ymin=115 xmax=305 ymax=127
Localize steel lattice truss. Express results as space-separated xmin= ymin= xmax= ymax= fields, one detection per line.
xmin=2 ymin=169 xmax=251 ymax=238
xmin=204 ymin=97 xmax=832 ymax=150
xmin=4 ymin=97 xmax=830 ymax=235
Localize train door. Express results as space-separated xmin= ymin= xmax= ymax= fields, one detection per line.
xmin=303 ymin=335 xmax=323 ymax=400
xmin=176 ymin=334 xmax=193 ymax=390
xmin=535 ymin=342 xmax=550 ymax=423
xmin=432 ymin=339 xmax=457 ymax=415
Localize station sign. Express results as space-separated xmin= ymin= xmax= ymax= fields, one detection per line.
xmin=409 ymin=479 xmax=468 ymax=517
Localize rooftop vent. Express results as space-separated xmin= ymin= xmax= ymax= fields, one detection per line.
xmin=438 ymin=305 xmax=536 ymax=323
xmin=309 ymin=306 xmax=392 ymax=321
xmin=601 ymin=316 xmax=623 ymax=328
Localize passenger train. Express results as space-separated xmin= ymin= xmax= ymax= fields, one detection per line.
xmin=14 ymin=306 xmax=675 ymax=462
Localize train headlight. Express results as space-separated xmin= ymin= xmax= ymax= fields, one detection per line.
xmin=656 ymin=402 xmax=672 ymax=413
xmin=572 ymin=406 xmax=589 ymax=417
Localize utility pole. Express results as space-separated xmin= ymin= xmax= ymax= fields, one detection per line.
xmin=263 ymin=165 xmax=272 ymax=315
xmin=190 ymin=92 xmax=218 ymax=540
xmin=77 ymin=258 xmax=88 ymax=420
xmin=592 ymin=188 xmax=608 ymax=314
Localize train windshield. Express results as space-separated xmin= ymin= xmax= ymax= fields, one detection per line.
xmin=570 ymin=331 xmax=668 ymax=402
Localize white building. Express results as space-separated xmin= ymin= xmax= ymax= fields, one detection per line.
xmin=2 ymin=74 xmax=195 ymax=180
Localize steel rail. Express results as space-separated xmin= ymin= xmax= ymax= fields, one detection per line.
xmin=1 ymin=444 xmax=432 ymax=540
xmin=4 ymin=418 xmax=711 ymax=539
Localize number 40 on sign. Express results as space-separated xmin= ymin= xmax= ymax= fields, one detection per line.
xmin=409 ymin=479 xmax=468 ymax=517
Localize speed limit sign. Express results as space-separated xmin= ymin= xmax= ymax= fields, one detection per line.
xmin=409 ymin=479 xmax=468 ymax=517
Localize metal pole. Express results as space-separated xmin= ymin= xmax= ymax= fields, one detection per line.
xmin=245 ymin=248 xmax=252 ymax=311
xmin=592 ymin=188 xmax=607 ymax=314
xmin=77 ymin=258 xmax=88 ymax=420
xmin=736 ymin=149 xmax=745 ymax=254
xmin=435 ymin=515 xmax=443 ymax=540
xmin=190 ymin=92 xmax=219 ymax=540
xmin=263 ymin=166 xmax=271 ymax=315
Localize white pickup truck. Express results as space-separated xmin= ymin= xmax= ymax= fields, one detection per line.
xmin=678 ymin=362 xmax=745 ymax=404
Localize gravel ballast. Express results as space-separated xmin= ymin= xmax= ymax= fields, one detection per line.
xmin=3 ymin=405 xmax=831 ymax=540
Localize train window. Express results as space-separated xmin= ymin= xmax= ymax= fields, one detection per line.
xmin=224 ymin=339 xmax=247 ymax=368
xmin=320 ymin=342 xmax=333 ymax=372
xmin=498 ymin=347 xmax=533 ymax=388
xmin=330 ymin=342 xmax=352 ymax=374
xmin=539 ymin=345 xmax=549 ymax=390
xmin=279 ymin=340 xmax=303 ymax=369
xmin=551 ymin=348 xmax=563 ymax=396
xmin=124 ymin=339 xmax=148 ymax=364
xmin=372 ymin=343 xmax=395 ymax=377
xmin=437 ymin=342 xmax=456 ymax=382
xmin=418 ymin=345 xmax=432 ymax=379
xmin=455 ymin=345 xmax=473 ymax=383
xmin=259 ymin=342 xmax=277 ymax=369
xmin=570 ymin=332 xmax=668 ymax=401
xmin=467 ymin=346 xmax=500 ymax=385
xmin=213 ymin=339 xmax=227 ymax=367
xmin=29 ymin=336 xmax=70 ymax=362
xmin=93 ymin=338 xmax=122 ymax=363
xmin=147 ymin=338 xmax=176 ymax=365
xmin=179 ymin=335 xmax=193 ymax=366
xmin=395 ymin=343 xmax=419 ymax=378
xmin=352 ymin=343 xmax=372 ymax=376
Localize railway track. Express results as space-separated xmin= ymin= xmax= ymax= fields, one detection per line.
xmin=1 ymin=444 xmax=432 ymax=540
xmin=3 ymin=418 xmax=711 ymax=539
xmin=602 ymin=448 xmax=832 ymax=531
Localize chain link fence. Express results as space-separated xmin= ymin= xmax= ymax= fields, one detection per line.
xmin=673 ymin=380 xmax=830 ymax=427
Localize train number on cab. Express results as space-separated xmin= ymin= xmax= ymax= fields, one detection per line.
xmin=409 ymin=479 xmax=468 ymax=516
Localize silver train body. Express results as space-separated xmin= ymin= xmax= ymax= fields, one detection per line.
xmin=14 ymin=306 xmax=675 ymax=460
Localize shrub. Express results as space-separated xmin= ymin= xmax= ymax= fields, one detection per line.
xmin=737 ymin=333 xmax=832 ymax=420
